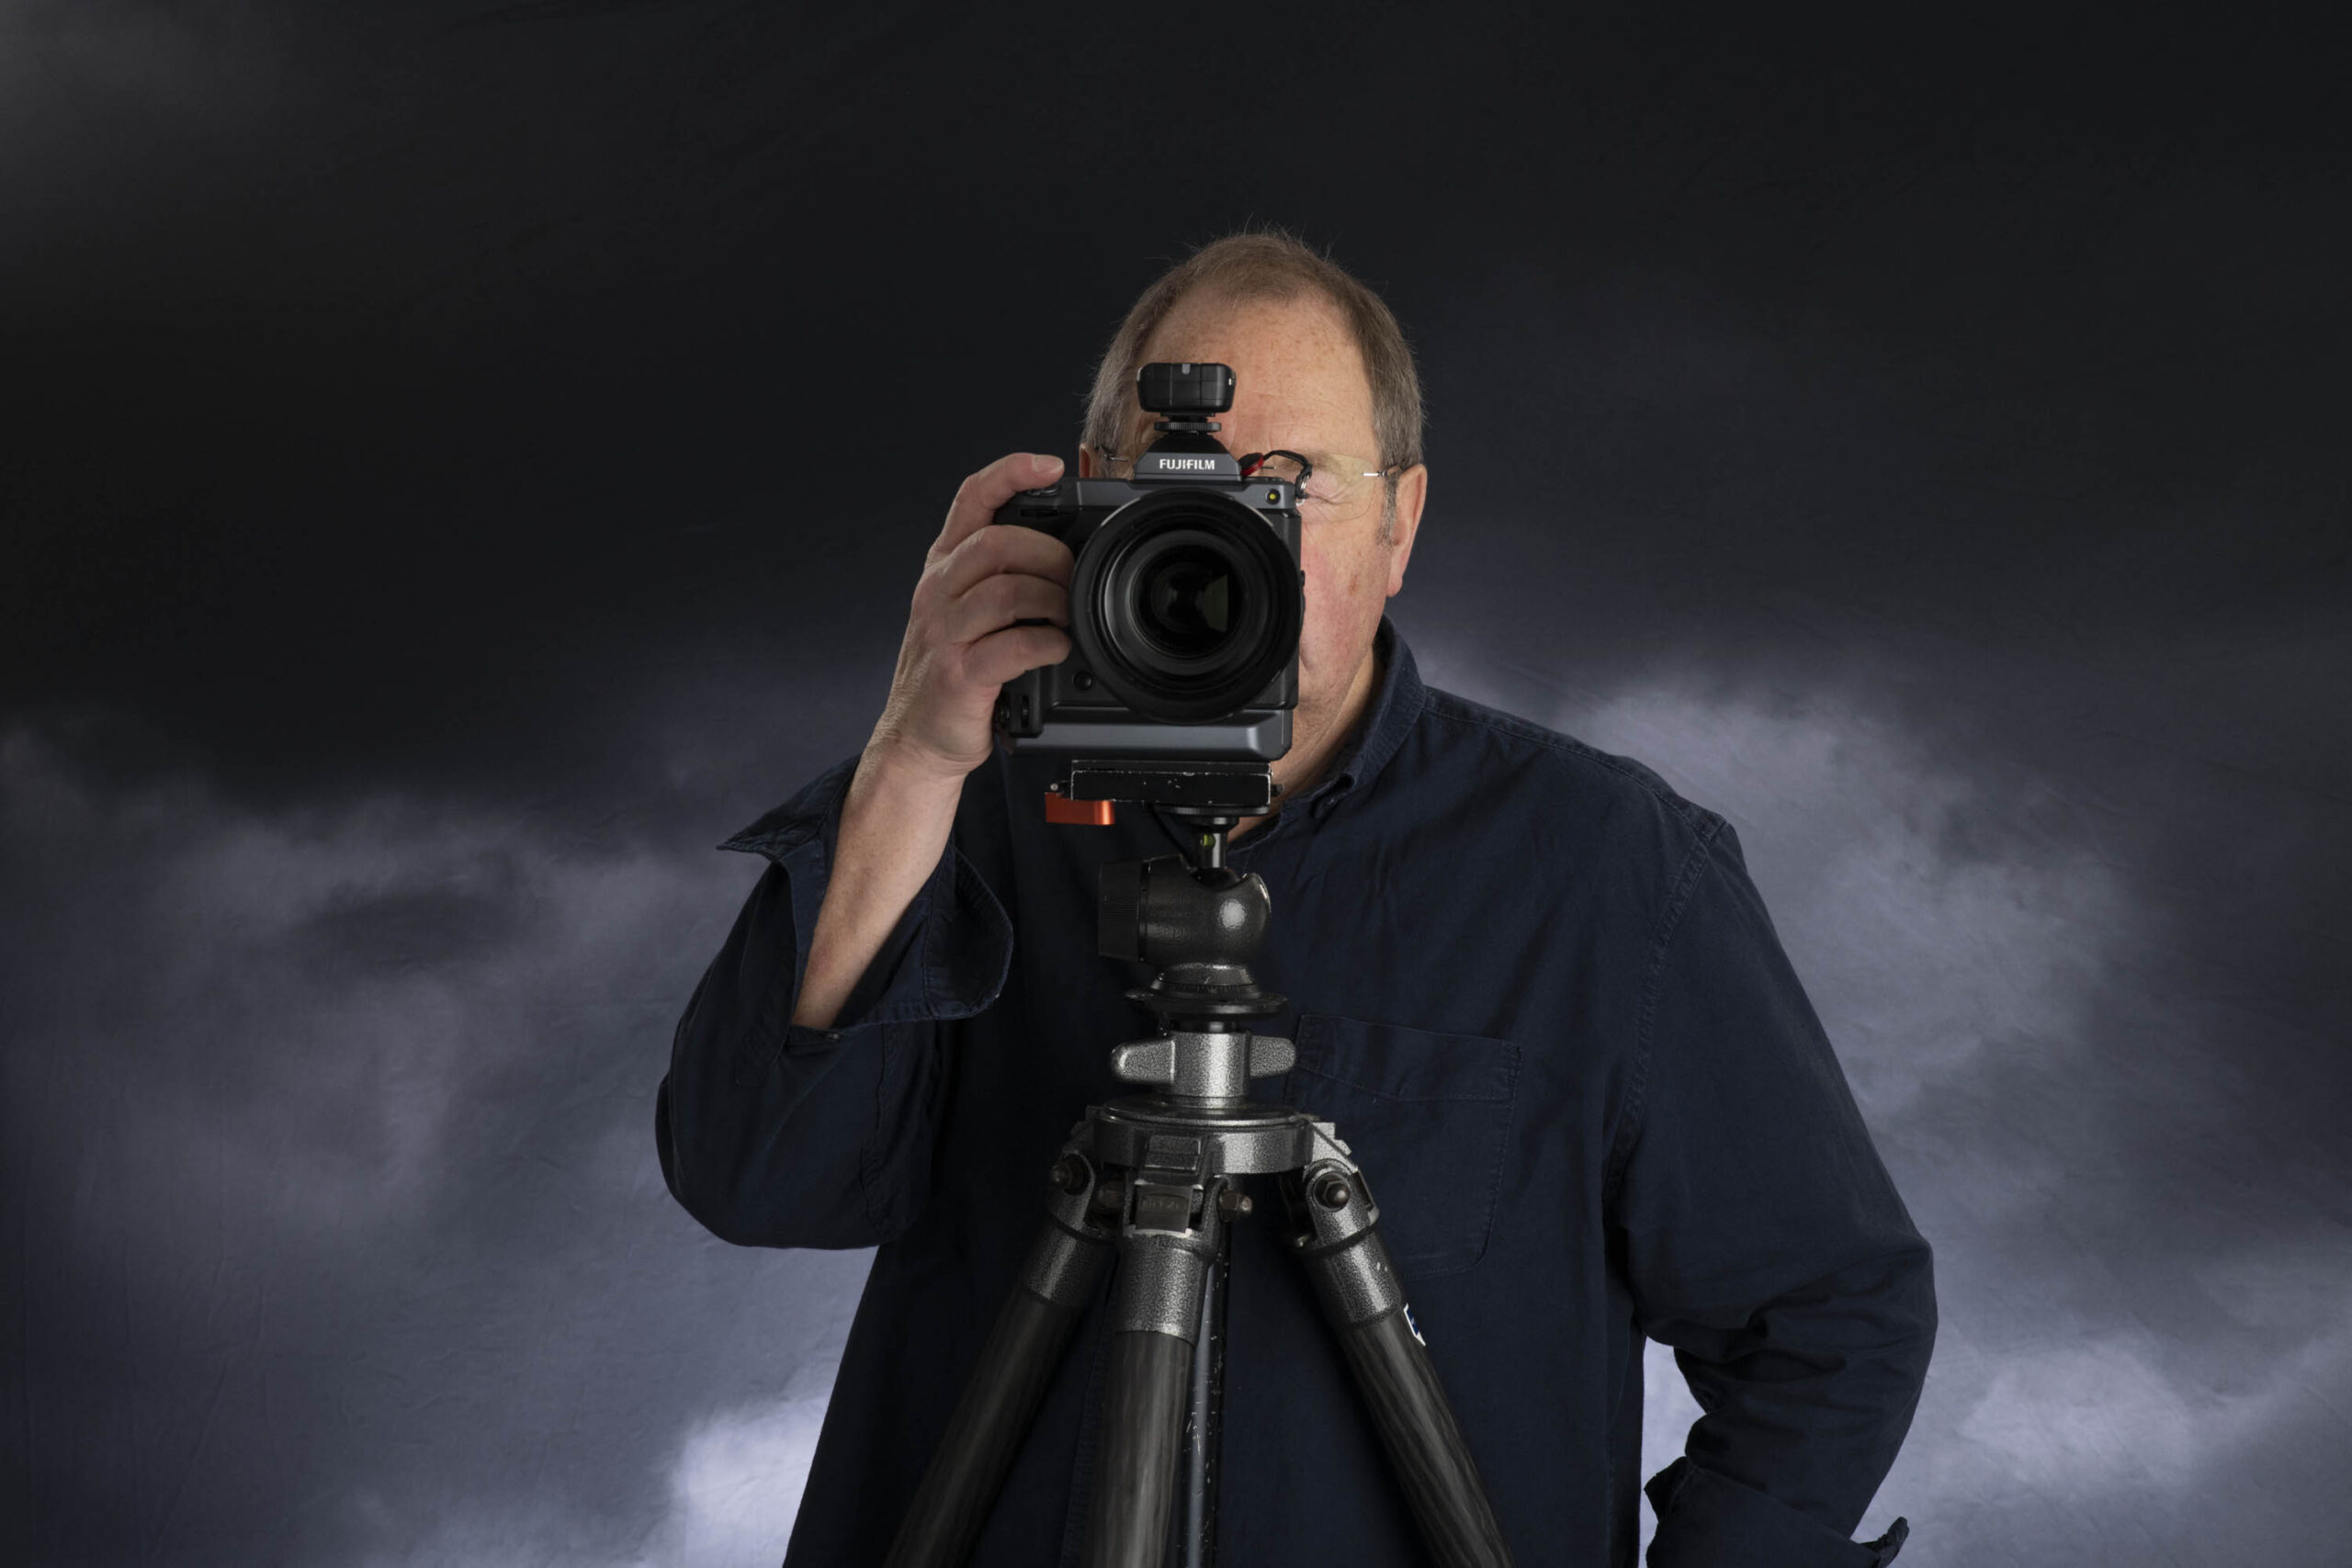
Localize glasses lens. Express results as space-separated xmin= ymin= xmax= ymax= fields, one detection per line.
xmin=1249 ymin=453 xmax=1385 ymax=510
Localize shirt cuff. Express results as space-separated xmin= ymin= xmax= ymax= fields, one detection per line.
xmin=718 ymin=755 xmax=1014 ymax=1039
xmin=1645 ymin=1458 xmax=1910 ymax=1567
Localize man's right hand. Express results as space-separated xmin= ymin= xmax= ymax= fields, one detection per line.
xmin=866 ymin=451 xmax=1076 ymax=780
xmin=788 ymin=453 xmax=1074 ymax=1031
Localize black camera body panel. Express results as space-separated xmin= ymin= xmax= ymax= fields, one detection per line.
xmin=991 ymin=469 xmax=1301 ymax=761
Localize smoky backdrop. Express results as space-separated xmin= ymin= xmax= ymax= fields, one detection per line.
xmin=5 ymin=6 xmax=2346 ymax=1564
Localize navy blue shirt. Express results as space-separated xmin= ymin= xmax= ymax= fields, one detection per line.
xmin=656 ymin=619 xmax=1932 ymax=1567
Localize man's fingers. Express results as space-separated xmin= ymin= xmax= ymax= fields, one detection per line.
xmin=945 ymin=572 xmax=1067 ymax=649
xmin=963 ymin=623 xmax=1072 ymax=688
xmin=930 ymin=518 xmax=1075 ymax=604
xmin=933 ymin=452 xmax=1066 ymax=558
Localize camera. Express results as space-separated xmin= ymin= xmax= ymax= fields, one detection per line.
xmin=990 ymin=361 xmax=1303 ymax=772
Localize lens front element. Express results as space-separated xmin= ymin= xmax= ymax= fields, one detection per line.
xmin=1133 ymin=536 xmax=1238 ymax=659
xmin=1073 ymin=491 xmax=1301 ymax=725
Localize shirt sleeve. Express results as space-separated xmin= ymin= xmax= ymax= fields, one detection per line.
xmin=1609 ymin=816 xmax=1935 ymax=1568
xmin=654 ymin=753 xmax=1015 ymax=1250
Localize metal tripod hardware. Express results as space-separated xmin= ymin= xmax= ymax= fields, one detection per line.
xmin=885 ymin=795 xmax=1516 ymax=1568
xmin=1287 ymin=1162 xmax=1515 ymax=1564
xmin=1108 ymin=1031 xmax=1296 ymax=1100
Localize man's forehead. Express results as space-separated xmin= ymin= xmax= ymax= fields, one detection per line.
xmin=1136 ymin=290 xmax=1374 ymax=446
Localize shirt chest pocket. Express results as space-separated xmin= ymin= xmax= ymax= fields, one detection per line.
xmin=1281 ymin=1013 xmax=1522 ymax=1281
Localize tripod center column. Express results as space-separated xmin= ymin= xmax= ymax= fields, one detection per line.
xmin=1170 ymin=1029 xmax=1252 ymax=1101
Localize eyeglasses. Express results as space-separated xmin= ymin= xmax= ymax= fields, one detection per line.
xmin=1092 ymin=446 xmax=1400 ymax=515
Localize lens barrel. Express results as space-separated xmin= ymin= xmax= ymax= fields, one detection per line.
xmin=1070 ymin=490 xmax=1301 ymax=725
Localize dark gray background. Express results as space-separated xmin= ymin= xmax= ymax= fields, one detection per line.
xmin=5 ymin=6 xmax=2346 ymax=1563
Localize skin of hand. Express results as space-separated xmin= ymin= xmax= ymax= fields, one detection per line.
xmin=868 ymin=449 xmax=1078 ymax=783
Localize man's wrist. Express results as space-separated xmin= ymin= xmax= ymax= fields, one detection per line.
xmin=835 ymin=735 xmax=969 ymax=868
xmin=854 ymin=734 xmax=975 ymax=809
xmin=793 ymin=739 xmax=968 ymax=1033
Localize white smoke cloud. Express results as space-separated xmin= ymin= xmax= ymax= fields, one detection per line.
xmin=339 ymin=1365 xmax=839 ymax=1568
xmin=2 ymin=717 xmax=884 ymax=1567
xmin=1558 ymin=672 xmax=2129 ymax=1123
xmin=641 ymin=1365 xmax=840 ymax=1567
xmin=1 ymin=725 xmax=751 ymax=1244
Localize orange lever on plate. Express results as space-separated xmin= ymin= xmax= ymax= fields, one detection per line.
xmin=1044 ymin=794 xmax=1115 ymax=827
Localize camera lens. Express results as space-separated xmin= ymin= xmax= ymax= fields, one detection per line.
xmin=1136 ymin=543 xmax=1238 ymax=659
xmin=1071 ymin=491 xmax=1301 ymax=724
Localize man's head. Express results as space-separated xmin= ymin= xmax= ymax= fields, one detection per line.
xmin=1078 ymin=231 xmax=1430 ymax=767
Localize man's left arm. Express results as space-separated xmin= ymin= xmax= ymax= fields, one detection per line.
xmin=1609 ymin=817 xmax=1936 ymax=1567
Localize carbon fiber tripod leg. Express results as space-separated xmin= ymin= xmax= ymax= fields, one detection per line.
xmin=1172 ymin=1235 xmax=1229 ymax=1568
xmin=883 ymin=1155 xmax=1113 ymax=1568
xmin=1080 ymin=1196 xmax=1227 ymax=1568
xmin=1290 ymin=1162 xmax=1515 ymax=1568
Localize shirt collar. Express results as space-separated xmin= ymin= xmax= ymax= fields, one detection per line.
xmin=1293 ymin=615 xmax=1426 ymax=818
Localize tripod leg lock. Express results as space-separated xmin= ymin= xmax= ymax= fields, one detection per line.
xmin=1107 ymin=1187 xmax=1231 ymax=1339
xmin=1022 ymin=1156 xmax=1115 ymax=1305
xmin=1287 ymin=1159 xmax=1519 ymax=1565
xmin=1289 ymin=1160 xmax=1409 ymax=1327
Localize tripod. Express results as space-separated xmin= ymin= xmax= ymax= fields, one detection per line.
xmin=882 ymin=772 xmax=1516 ymax=1568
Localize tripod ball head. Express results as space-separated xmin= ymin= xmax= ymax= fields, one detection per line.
xmin=1099 ymin=855 xmax=1269 ymax=968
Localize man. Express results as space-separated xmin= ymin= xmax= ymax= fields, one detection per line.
xmin=656 ymin=231 xmax=1934 ymax=1566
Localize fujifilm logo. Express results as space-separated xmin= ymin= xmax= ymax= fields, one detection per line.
xmin=1158 ymin=457 xmax=1218 ymax=470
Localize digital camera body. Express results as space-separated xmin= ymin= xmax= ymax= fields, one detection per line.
xmin=990 ymin=362 xmax=1303 ymax=766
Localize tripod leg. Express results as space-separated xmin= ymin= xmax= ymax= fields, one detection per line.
xmin=1172 ymin=1224 xmax=1230 ymax=1568
xmin=1080 ymin=1201 xmax=1226 ymax=1568
xmin=1089 ymin=1326 xmax=1193 ymax=1568
xmin=1290 ymin=1163 xmax=1515 ymax=1568
xmin=884 ymin=1156 xmax=1113 ymax=1568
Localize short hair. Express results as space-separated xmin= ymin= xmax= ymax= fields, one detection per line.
xmin=1080 ymin=229 xmax=1425 ymax=476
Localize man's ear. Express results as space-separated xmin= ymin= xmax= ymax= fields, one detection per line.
xmin=1077 ymin=446 xmax=1098 ymax=479
xmin=1385 ymin=464 xmax=1429 ymax=597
